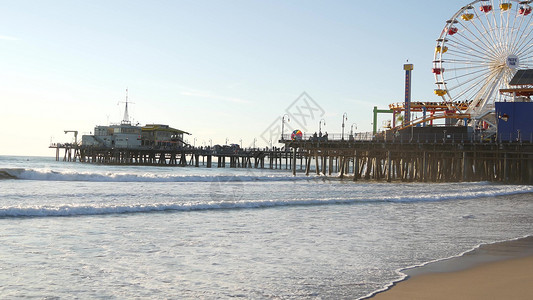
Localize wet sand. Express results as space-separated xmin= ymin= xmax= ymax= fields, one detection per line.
xmin=371 ymin=236 xmax=533 ymax=299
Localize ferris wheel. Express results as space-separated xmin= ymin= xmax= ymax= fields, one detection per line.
xmin=433 ymin=0 xmax=533 ymax=124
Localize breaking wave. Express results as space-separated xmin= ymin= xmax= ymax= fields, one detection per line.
xmin=0 ymin=168 xmax=306 ymax=183
xmin=0 ymin=168 xmax=24 ymax=180
xmin=1 ymin=186 xmax=532 ymax=218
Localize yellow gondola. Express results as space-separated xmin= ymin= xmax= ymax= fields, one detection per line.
xmin=434 ymin=89 xmax=447 ymax=96
xmin=500 ymin=3 xmax=512 ymax=11
xmin=461 ymin=13 xmax=474 ymax=21
xmin=435 ymin=45 xmax=448 ymax=53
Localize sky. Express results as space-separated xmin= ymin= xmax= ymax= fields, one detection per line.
xmin=0 ymin=0 xmax=472 ymax=156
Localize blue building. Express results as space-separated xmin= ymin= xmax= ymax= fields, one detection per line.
xmin=498 ymin=69 xmax=533 ymax=142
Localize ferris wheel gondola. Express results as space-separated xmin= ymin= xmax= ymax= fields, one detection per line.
xmin=433 ymin=0 xmax=533 ymax=131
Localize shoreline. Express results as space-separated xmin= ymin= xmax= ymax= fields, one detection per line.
xmin=368 ymin=236 xmax=533 ymax=299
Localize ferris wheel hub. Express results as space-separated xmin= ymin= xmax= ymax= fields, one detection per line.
xmin=507 ymin=55 xmax=519 ymax=69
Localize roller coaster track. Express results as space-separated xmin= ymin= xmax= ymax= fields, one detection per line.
xmin=396 ymin=113 xmax=471 ymax=131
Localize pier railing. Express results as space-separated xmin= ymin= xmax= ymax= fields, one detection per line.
xmin=281 ymin=132 xmax=375 ymax=142
xmin=281 ymin=132 xmax=533 ymax=144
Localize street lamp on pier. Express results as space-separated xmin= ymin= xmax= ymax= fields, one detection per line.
xmin=281 ymin=114 xmax=290 ymax=141
xmin=342 ymin=113 xmax=348 ymax=140
xmin=319 ymin=119 xmax=326 ymax=135
xmin=350 ymin=123 xmax=358 ymax=140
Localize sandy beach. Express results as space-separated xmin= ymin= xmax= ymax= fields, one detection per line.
xmin=372 ymin=237 xmax=533 ymax=299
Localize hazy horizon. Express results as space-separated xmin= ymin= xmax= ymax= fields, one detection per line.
xmin=0 ymin=1 xmax=469 ymax=156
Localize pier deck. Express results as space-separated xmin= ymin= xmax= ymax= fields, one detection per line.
xmin=50 ymin=143 xmax=304 ymax=170
xmin=281 ymin=137 xmax=533 ymax=184
xmin=51 ymin=134 xmax=533 ymax=184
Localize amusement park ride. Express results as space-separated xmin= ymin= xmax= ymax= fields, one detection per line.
xmin=389 ymin=0 xmax=533 ymax=139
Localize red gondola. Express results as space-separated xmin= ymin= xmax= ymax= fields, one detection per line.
xmin=448 ymin=27 xmax=458 ymax=35
xmin=519 ymin=6 xmax=532 ymax=16
xmin=480 ymin=5 xmax=492 ymax=13
xmin=432 ymin=68 xmax=444 ymax=75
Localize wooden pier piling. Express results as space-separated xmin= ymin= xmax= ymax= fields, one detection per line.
xmin=50 ymin=138 xmax=533 ymax=184
xmin=282 ymin=139 xmax=533 ymax=184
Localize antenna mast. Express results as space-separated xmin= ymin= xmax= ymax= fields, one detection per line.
xmin=118 ymin=88 xmax=134 ymax=125
xmin=123 ymin=88 xmax=130 ymax=124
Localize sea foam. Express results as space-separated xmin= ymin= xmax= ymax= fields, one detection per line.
xmin=0 ymin=168 xmax=308 ymax=183
xmin=1 ymin=185 xmax=532 ymax=218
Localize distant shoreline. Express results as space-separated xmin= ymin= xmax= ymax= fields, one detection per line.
xmin=368 ymin=236 xmax=533 ymax=299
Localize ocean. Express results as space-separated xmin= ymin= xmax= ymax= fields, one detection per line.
xmin=1 ymin=155 xmax=532 ymax=299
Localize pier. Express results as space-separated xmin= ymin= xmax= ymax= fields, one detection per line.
xmin=50 ymin=143 xmax=306 ymax=171
xmin=51 ymin=131 xmax=533 ymax=184
xmin=281 ymin=132 xmax=533 ymax=184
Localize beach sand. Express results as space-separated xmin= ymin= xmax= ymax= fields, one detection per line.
xmin=371 ymin=237 xmax=533 ymax=300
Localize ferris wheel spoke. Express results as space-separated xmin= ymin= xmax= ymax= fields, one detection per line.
xmin=502 ymin=68 xmax=516 ymax=84
xmin=510 ymin=17 xmax=533 ymax=51
xmin=512 ymin=13 xmax=531 ymax=49
xmin=445 ymin=39 xmax=490 ymax=60
xmin=455 ymin=71 xmax=501 ymax=102
xmin=515 ymin=39 xmax=533 ymax=57
xmin=503 ymin=27 xmax=519 ymax=52
xmin=448 ymin=70 xmax=494 ymax=100
xmin=461 ymin=13 xmax=502 ymax=55
xmin=459 ymin=79 xmax=492 ymax=103
xmin=503 ymin=4 xmax=523 ymax=55
xmin=458 ymin=73 xmax=494 ymax=102
xmin=446 ymin=43 xmax=496 ymax=61
xmin=473 ymin=7 xmax=505 ymax=56
xmin=513 ymin=36 xmax=532 ymax=55
xmin=461 ymin=10 xmax=498 ymax=50
xmin=508 ymin=11 xmax=526 ymax=53
xmin=455 ymin=20 xmax=497 ymax=53
xmin=488 ymin=0 xmax=499 ymax=38
xmin=441 ymin=56 xmax=490 ymax=64
xmin=489 ymin=19 xmax=511 ymax=56
xmin=447 ymin=51 xmax=490 ymax=65
xmin=442 ymin=59 xmax=491 ymax=66
xmin=514 ymin=23 xmax=533 ymax=49
xmin=513 ymin=26 xmax=533 ymax=55
xmin=444 ymin=50 xmax=489 ymax=65
xmin=446 ymin=67 xmax=493 ymax=84
xmin=492 ymin=0 xmax=509 ymax=47
xmin=495 ymin=0 xmax=510 ymax=45
xmin=447 ymin=68 xmax=494 ymax=92
xmin=447 ymin=37 xmax=498 ymax=61
xmin=481 ymin=2 xmax=504 ymax=50
xmin=495 ymin=5 xmax=516 ymax=55
xmin=446 ymin=32 xmax=487 ymax=53
xmin=509 ymin=19 xmax=533 ymax=54
xmin=517 ymin=54 xmax=533 ymax=61
xmin=468 ymin=74 xmax=502 ymax=110
xmin=477 ymin=73 xmax=506 ymax=107
xmin=500 ymin=3 xmax=512 ymax=50
xmin=448 ymin=40 xmax=490 ymax=59
xmin=445 ymin=65 xmax=486 ymax=72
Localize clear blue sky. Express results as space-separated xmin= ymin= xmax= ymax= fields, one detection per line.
xmin=1 ymin=0 xmax=470 ymax=156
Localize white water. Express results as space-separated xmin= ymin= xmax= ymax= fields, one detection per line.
xmin=1 ymin=155 xmax=533 ymax=298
